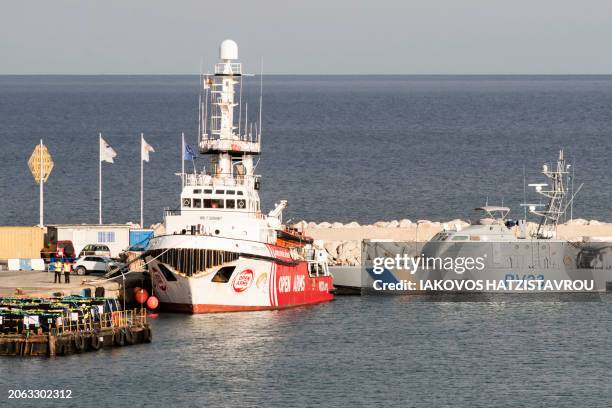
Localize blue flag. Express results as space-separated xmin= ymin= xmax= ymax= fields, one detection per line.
xmin=184 ymin=143 xmax=196 ymax=160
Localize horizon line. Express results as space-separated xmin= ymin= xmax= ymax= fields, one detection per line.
xmin=2 ymin=73 xmax=612 ymax=76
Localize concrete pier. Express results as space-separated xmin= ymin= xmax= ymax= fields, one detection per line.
xmin=0 ymin=270 xmax=120 ymax=298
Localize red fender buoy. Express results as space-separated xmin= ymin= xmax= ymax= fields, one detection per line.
xmin=146 ymin=296 xmax=159 ymax=310
xmin=134 ymin=288 xmax=149 ymax=304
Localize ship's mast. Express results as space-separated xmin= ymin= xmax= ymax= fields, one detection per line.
xmin=199 ymin=39 xmax=261 ymax=189
xmin=529 ymin=150 xmax=571 ymax=238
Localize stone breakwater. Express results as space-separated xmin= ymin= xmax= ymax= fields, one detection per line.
xmin=291 ymin=219 xmax=612 ymax=266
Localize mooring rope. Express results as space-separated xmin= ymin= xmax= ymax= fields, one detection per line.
xmin=82 ymin=245 xmax=175 ymax=285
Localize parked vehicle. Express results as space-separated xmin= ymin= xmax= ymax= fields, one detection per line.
xmin=73 ymin=256 xmax=123 ymax=275
xmin=41 ymin=240 xmax=76 ymax=262
xmin=79 ymin=244 xmax=111 ymax=258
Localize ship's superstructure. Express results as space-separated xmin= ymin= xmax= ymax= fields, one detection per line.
xmin=146 ymin=40 xmax=333 ymax=312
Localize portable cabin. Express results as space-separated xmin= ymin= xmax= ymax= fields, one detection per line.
xmin=45 ymin=224 xmax=131 ymax=258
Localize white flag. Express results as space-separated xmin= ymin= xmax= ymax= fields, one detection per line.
xmin=141 ymin=136 xmax=155 ymax=162
xmin=99 ymin=136 xmax=117 ymax=163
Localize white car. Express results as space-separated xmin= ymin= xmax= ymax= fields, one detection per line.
xmin=72 ymin=256 xmax=122 ymax=275
xmin=78 ymin=244 xmax=111 ymax=258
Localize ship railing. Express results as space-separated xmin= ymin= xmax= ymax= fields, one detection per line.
xmin=48 ymin=309 xmax=147 ymax=336
xmin=199 ymin=138 xmax=260 ymax=153
xmin=164 ymin=208 xmax=181 ymax=217
xmin=214 ymin=62 xmax=242 ymax=75
xmin=183 ymin=173 xmax=260 ymax=188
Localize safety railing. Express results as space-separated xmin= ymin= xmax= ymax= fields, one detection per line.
xmin=48 ymin=309 xmax=147 ymax=336
xmin=214 ymin=62 xmax=242 ymax=75
xmin=182 ymin=173 xmax=260 ymax=188
xmin=199 ymin=138 xmax=260 ymax=153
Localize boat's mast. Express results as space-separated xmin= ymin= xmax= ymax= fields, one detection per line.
xmin=532 ymin=150 xmax=570 ymax=238
xmin=199 ymin=40 xmax=261 ymax=187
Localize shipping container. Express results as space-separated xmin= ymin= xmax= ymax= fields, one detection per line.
xmin=46 ymin=225 xmax=131 ymax=258
xmin=129 ymin=229 xmax=154 ymax=250
xmin=0 ymin=226 xmax=44 ymax=259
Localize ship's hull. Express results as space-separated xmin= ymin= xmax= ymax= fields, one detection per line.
xmin=414 ymin=240 xmax=612 ymax=293
xmin=145 ymin=235 xmax=334 ymax=313
xmin=356 ymin=240 xmax=612 ymax=293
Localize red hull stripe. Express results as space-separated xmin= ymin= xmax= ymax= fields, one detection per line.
xmin=268 ymin=262 xmax=274 ymax=307
xmin=159 ymin=299 xmax=332 ymax=314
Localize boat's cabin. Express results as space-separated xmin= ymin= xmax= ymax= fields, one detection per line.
xmin=434 ymin=205 xmax=518 ymax=242
xmin=470 ymin=206 xmax=510 ymax=226
xmin=180 ymin=186 xmax=261 ymax=213
xmin=163 ymin=174 xmax=278 ymax=242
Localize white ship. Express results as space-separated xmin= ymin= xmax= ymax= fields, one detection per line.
xmin=145 ymin=40 xmax=333 ymax=312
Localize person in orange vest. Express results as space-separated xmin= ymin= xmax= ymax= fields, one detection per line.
xmin=63 ymin=258 xmax=71 ymax=284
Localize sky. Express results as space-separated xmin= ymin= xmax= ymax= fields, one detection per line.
xmin=1 ymin=0 xmax=612 ymax=74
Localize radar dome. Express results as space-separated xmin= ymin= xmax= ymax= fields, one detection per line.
xmin=220 ymin=39 xmax=238 ymax=60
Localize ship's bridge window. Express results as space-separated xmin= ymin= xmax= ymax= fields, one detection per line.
xmin=215 ymin=190 xmax=224 ymax=194
xmin=204 ymin=199 xmax=224 ymax=209
xmin=237 ymin=199 xmax=246 ymax=209
xmin=227 ymin=190 xmax=235 ymax=195
xmin=193 ymin=198 xmax=202 ymax=208
xmin=226 ymin=199 xmax=236 ymax=209
xmin=237 ymin=191 xmax=244 ymax=195
xmin=204 ymin=189 xmax=213 ymax=194
xmin=194 ymin=189 xmax=202 ymax=194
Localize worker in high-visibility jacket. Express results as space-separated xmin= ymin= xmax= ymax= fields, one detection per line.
xmin=53 ymin=258 xmax=62 ymax=284
xmin=63 ymin=259 xmax=71 ymax=284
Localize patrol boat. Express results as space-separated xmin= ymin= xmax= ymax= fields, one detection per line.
xmin=145 ymin=40 xmax=333 ymax=312
xmin=416 ymin=150 xmax=612 ymax=292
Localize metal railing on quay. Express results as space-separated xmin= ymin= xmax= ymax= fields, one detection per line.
xmin=46 ymin=309 xmax=147 ymax=336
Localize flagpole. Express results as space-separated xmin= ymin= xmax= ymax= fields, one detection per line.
xmin=140 ymin=133 xmax=144 ymax=228
xmin=99 ymin=133 xmax=102 ymax=224
xmin=181 ymin=132 xmax=185 ymax=188
xmin=39 ymin=139 xmax=44 ymax=227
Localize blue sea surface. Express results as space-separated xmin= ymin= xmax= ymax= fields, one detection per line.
xmin=0 ymin=75 xmax=611 ymax=226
